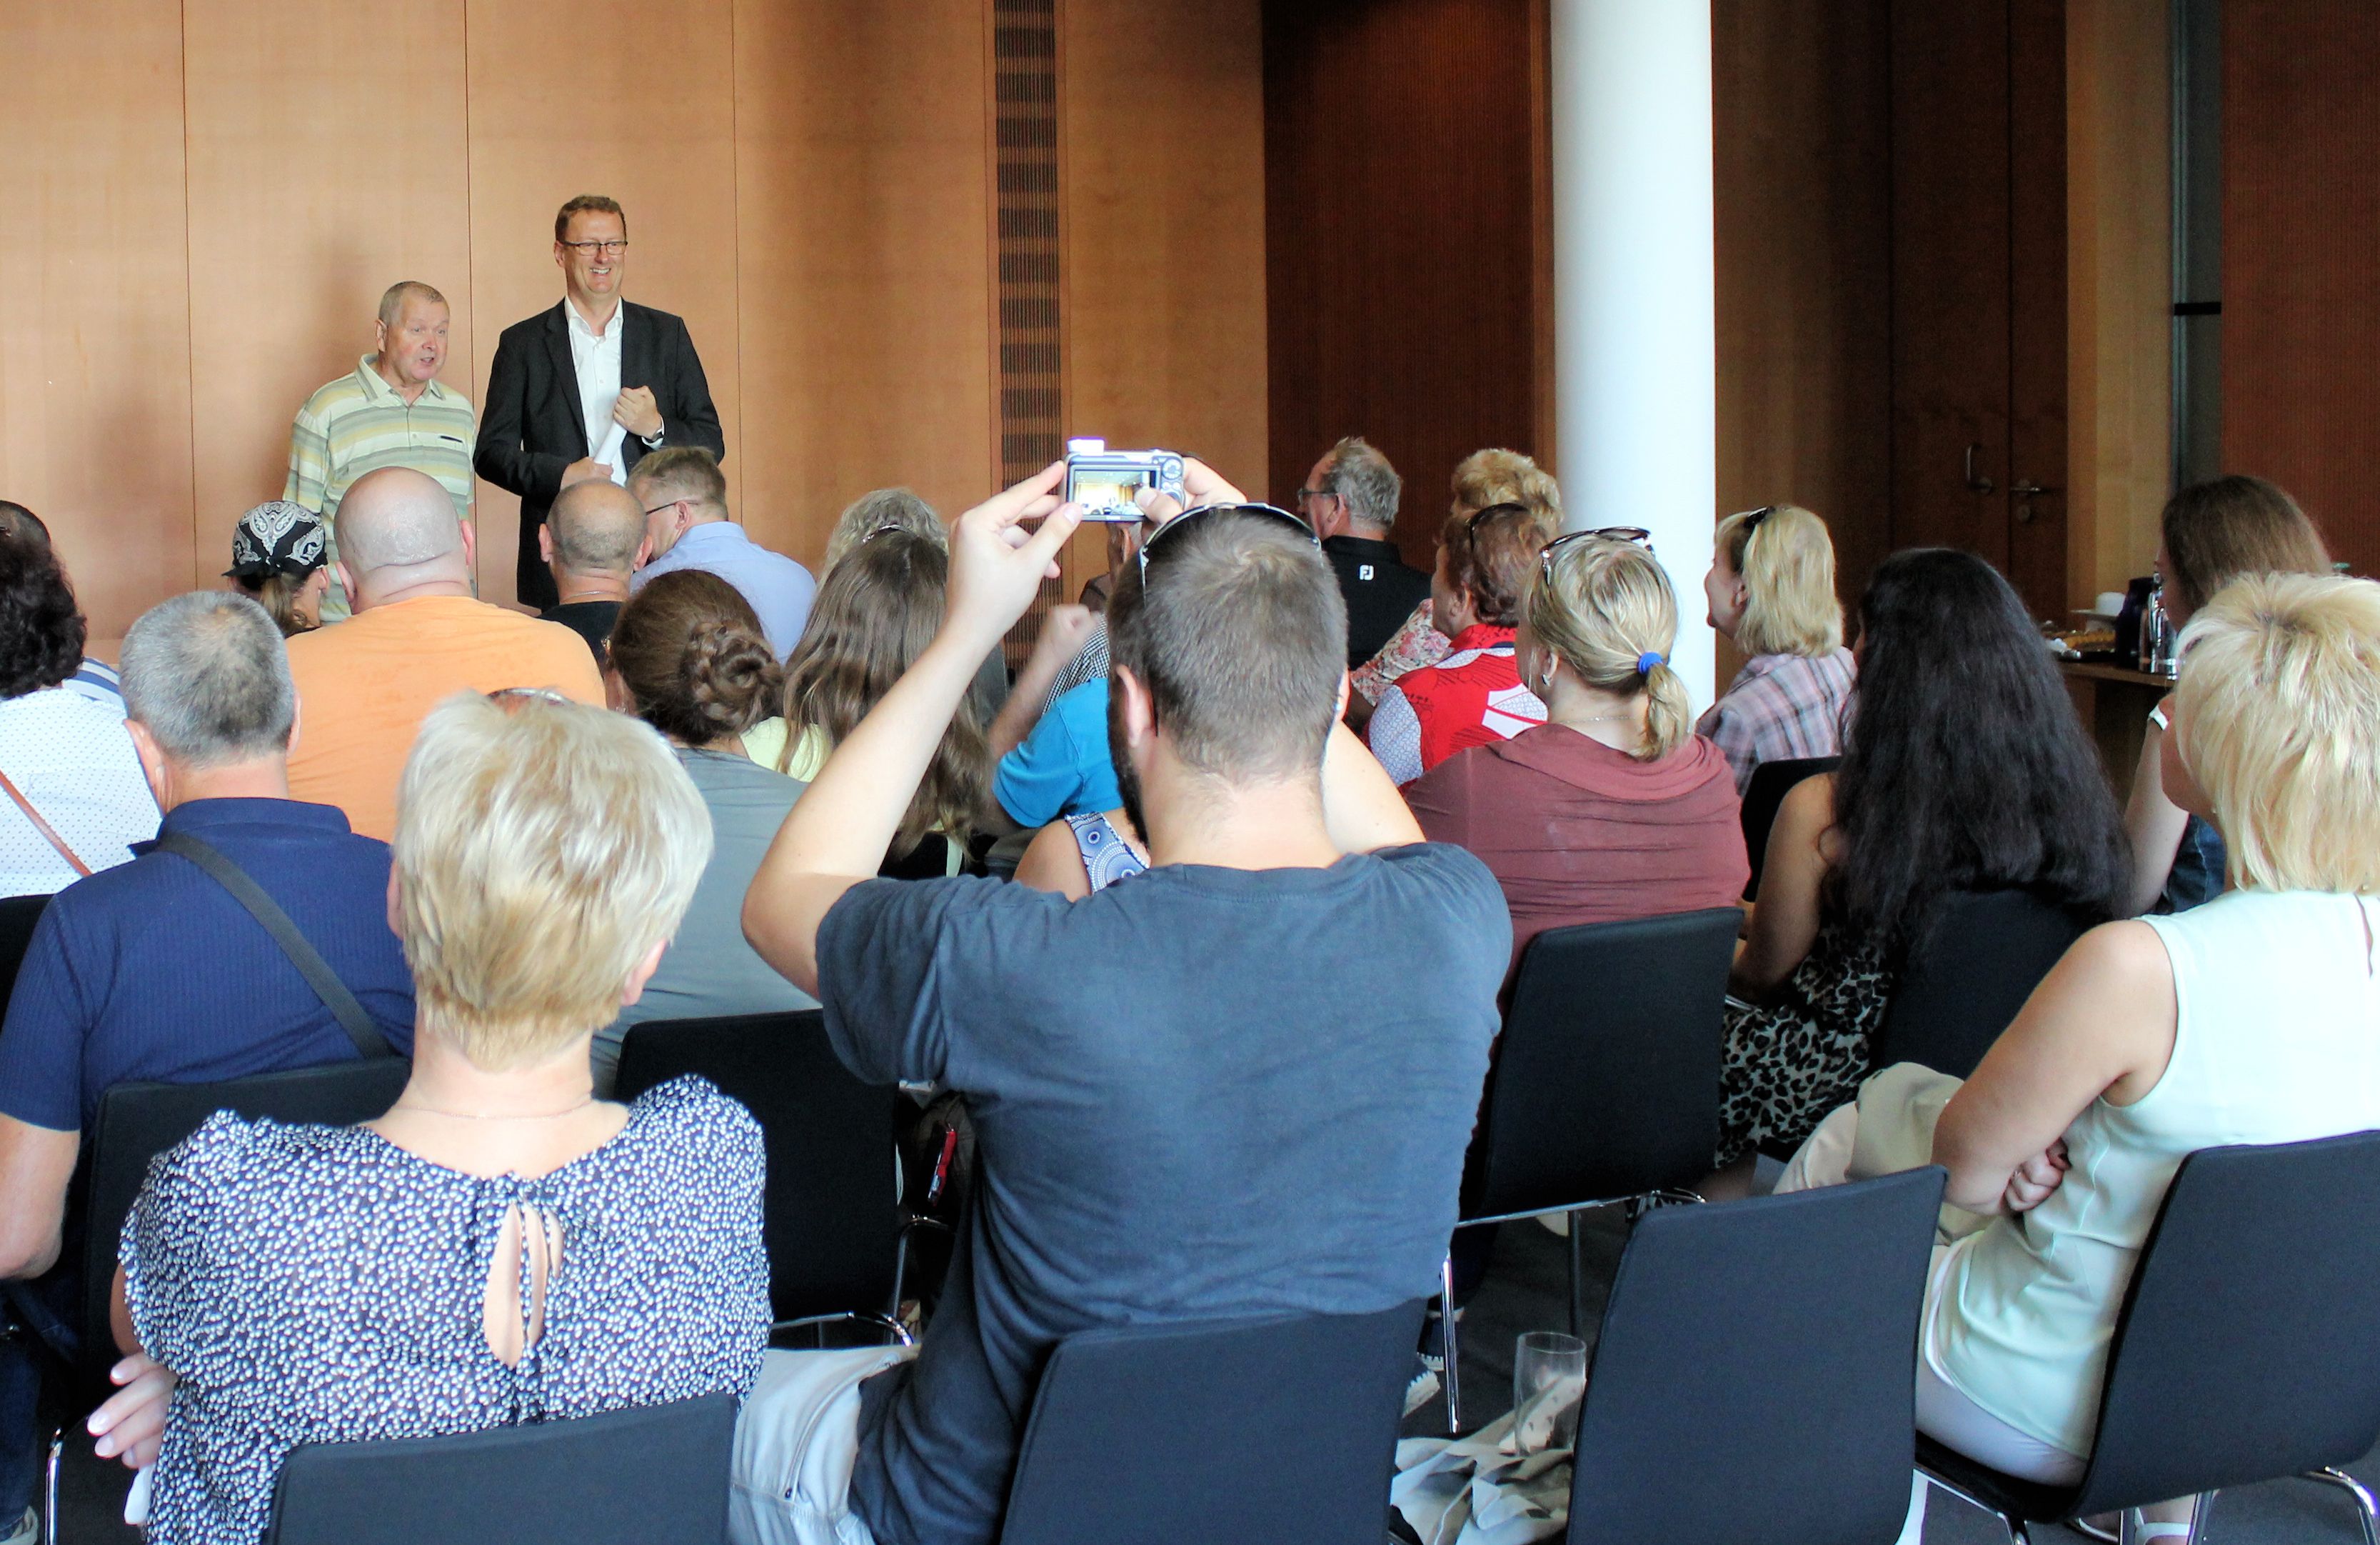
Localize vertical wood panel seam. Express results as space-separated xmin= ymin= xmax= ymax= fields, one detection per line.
xmin=460 ymin=0 xmax=477 ymax=586
xmin=178 ymin=0 xmax=201 ymax=589
xmin=727 ymin=0 xmax=743 ymax=499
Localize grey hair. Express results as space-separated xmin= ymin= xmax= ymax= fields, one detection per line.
xmin=825 ymin=488 xmax=945 ymax=571
xmin=378 ymin=281 xmax=448 ymax=329
xmin=1320 ymin=436 xmax=1401 ymax=531
xmin=119 ymin=592 xmax=296 ymax=766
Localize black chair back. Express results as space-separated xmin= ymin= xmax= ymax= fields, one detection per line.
xmin=614 ymin=1009 xmax=903 ymax=1323
xmin=1739 ymin=756 xmax=1837 ymax=901
xmin=78 ymin=1058 xmax=411 ymax=1396
xmin=0 ymin=893 xmax=51 ymax=1013
xmin=1567 ymin=1168 xmax=1945 ymax=1544
xmin=1869 ymin=889 xmax=2087 ymax=1078
xmin=998 ymin=1299 xmax=1425 ymax=1545
xmin=2067 ymin=1129 xmax=2380 ymax=1515
xmin=263 ymin=1391 xmax=737 ymax=1545
xmin=1471 ymin=909 xmax=1739 ymax=1220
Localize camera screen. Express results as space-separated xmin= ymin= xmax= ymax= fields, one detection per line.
xmin=1067 ymin=470 xmax=1149 ymax=521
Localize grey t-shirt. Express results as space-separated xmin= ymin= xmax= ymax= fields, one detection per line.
xmin=596 ymin=747 xmax=818 ymax=1090
xmin=816 ymin=843 xmax=1510 ymax=1545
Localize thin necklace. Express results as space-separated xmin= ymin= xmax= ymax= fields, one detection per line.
xmin=392 ymin=1095 xmax=597 ymax=1122
xmin=558 ymin=588 xmax=619 ymax=605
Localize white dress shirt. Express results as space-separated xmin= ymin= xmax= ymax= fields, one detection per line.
xmin=564 ymin=299 xmax=629 ymax=484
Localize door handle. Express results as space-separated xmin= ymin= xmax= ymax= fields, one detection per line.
xmin=2011 ymin=479 xmax=2054 ymax=524
xmin=1964 ymin=444 xmax=1996 ymax=496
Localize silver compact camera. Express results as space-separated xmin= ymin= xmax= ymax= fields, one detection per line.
xmin=1063 ymin=438 xmax=1185 ymax=522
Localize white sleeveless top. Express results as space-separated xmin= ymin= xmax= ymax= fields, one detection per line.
xmin=1927 ymin=889 xmax=2380 ymax=1456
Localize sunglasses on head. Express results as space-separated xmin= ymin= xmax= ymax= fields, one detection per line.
xmin=1733 ymin=505 xmax=1777 ymax=531
xmin=1135 ymin=503 xmax=1318 ymax=586
xmin=1536 ymin=526 xmax=1655 ymax=586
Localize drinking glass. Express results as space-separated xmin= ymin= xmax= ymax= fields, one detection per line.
xmin=1512 ymin=1330 xmax=1587 ymax=1454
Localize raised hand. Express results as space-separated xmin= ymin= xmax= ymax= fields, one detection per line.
xmin=945 ymin=463 xmax=1080 ymax=651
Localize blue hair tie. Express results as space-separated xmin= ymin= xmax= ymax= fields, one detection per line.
xmin=1637 ymin=651 xmax=1665 ymax=675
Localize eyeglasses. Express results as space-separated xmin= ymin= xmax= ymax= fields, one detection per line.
xmin=561 ymin=239 xmax=629 ymax=256
xmin=1135 ymin=503 xmax=1318 ymax=587
xmin=1537 ymin=526 xmax=1655 ymax=586
xmin=487 ymin=686 xmax=570 ymax=709
xmin=643 ymin=499 xmax=684 ymax=518
xmin=1295 ymin=486 xmax=1332 ymax=509
xmin=1465 ymin=501 xmax=1535 ymax=533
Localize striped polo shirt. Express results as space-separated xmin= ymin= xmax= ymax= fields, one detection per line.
xmin=283 ymin=355 xmax=477 ymax=619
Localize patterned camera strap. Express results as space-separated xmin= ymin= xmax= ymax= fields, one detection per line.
xmin=0 ymin=766 xmax=91 ymax=878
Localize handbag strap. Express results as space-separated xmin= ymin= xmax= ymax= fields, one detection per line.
xmin=0 ymin=768 xmax=91 ymax=879
xmin=152 ymin=829 xmax=395 ymax=1059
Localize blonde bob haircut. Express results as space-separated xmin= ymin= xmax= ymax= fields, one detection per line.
xmin=1715 ymin=504 xmax=1843 ymax=658
xmin=393 ymin=691 xmax=711 ymax=1068
xmin=2174 ymin=572 xmax=2380 ymax=895
xmin=1451 ymin=448 xmax=1563 ymax=522
xmin=1526 ymin=537 xmax=1693 ymax=761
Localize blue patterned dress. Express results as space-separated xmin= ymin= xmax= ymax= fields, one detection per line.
xmin=120 ymin=1076 xmax=769 ymax=1545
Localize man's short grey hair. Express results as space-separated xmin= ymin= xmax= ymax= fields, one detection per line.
xmin=378 ymin=281 xmax=448 ymax=329
xmin=119 ymin=592 xmax=295 ymax=766
xmin=549 ymin=480 xmax=646 ymax=574
xmin=1320 ymin=436 xmax=1401 ymax=531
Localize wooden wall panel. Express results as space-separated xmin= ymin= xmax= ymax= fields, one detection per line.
xmin=1712 ymin=0 xmax=1894 ymax=621
xmin=0 ymin=0 xmax=194 ymax=641
xmin=1070 ymin=0 xmax=1269 ymax=504
xmin=181 ymin=0 xmax=473 ymax=576
xmin=463 ymin=0 xmax=742 ymax=605
xmin=2067 ymin=0 xmax=2171 ymax=608
xmin=733 ymin=0 xmax=996 ymax=567
xmin=2223 ymin=0 xmax=2380 ymax=576
xmin=1262 ymin=0 xmax=1539 ymax=563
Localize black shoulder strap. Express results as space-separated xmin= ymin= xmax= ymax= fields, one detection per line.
xmin=153 ymin=830 xmax=396 ymax=1059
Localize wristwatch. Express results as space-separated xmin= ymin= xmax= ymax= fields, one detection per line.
xmin=641 ymin=431 xmax=666 ymax=449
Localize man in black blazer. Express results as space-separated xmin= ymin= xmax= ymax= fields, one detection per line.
xmin=476 ymin=194 xmax=726 ymax=608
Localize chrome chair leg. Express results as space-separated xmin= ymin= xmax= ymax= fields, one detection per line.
xmin=2307 ymin=1468 xmax=2380 ymax=1545
xmin=1437 ymin=1254 xmax=1461 ymax=1435
xmin=41 ymin=1430 xmax=59 ymax=1545
xmin=1565 ymin=1210 xmax=1585 ymax=1339
xmin=2114 ymin=1494 xmax=2207 ymax=1545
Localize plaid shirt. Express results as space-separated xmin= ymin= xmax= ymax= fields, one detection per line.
xmin=1696 ymin=648 xmax=1857 ymax=794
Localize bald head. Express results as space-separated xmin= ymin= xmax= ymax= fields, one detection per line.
xmin=335 ymin=467 xmax=471 ymax=608
xmin=548 ymin=480 xmax=646 ymax=576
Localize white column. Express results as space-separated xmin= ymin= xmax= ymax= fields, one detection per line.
xmin=1550 ymin=0 xmax=1719 ymax=709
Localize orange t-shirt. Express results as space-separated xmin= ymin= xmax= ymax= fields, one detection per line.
xmin=286 ymin=595 xmax=606 ymax=841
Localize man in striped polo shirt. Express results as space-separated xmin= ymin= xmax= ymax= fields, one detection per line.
xmin=284 ymin=281 xmax=476 ymax=621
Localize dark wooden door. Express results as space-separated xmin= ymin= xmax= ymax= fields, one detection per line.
xmin=1889 ymin=0 xmax=2068 ymax=617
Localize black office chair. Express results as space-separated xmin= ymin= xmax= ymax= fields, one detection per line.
xmin=613 ymin=1009 xmax=910 ymax=1342
xmin=1440 ymin=907 xmax=1740 ymax=1429
xmin=1739 ymin=756 xmax=1838 ymax=901
xmin=1567 ymin=1167 xmax=1945 ymax=1545
xmin=263 ymin=1391 xmax=737 ymax=1545
xmin=46 ymin=1056 xmax=412 ymax=1544
xmin=997 ymin=1299 xmax=1426 ymax=1545
xmin=1917 ymin=1129 xmax=2380 ymax=1544
xmin=0 ymin=893 xmax=52 ymax=1014
xmin=1868 ymin=890 xmax=2089 ymax=1079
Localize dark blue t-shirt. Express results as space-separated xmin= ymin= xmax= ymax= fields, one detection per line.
xmin=816 ymin=842 xmax=1509 ymax=1545
xmin=0 ymin=797 xmax=415 ymax=1132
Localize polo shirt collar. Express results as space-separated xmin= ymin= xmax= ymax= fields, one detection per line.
xmin=670 ymin=521 xmax=749 ymax=556
xmin=353 ymin=354 xmax=450 ymax=406
xmin=1447 ymin=623 xmax=1517 ymax=654
xmin=134 ymin=796 xmax=355 ymax=854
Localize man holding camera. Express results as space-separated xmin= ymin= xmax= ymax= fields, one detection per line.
xmin=736 ymin=458 xmax=1508 ymax=1545
xmin=476 ymin=194 xmax=725 ymax=609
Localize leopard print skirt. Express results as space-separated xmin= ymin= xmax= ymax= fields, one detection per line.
xmin=1717 ymin=926 xmax=1895 ymax=1165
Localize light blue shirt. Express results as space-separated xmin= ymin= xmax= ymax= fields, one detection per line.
xmin=994 ymin=679 xmax=1121 ymax=829
xmin=633 ymin=521 xmax=817 ymax=659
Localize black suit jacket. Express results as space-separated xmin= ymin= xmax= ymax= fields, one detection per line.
xmin=476 ymin=299 xmax=725 ymax=607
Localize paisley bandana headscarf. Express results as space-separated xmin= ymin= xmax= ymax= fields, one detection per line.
xmin=225 ymin=501 xmax=328 ymax=580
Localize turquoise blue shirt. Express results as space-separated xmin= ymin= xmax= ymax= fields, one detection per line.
xmin=993 ymin=680 xmax=1119 ymax=828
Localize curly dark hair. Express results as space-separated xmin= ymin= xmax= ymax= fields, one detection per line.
xmin=606 ymin=570 xmax=780 ymax=748
xmin=1827 ymin=548 xmax=2130 ymax=956
xmin=0 ymin=535 xmax=86 ymax=699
